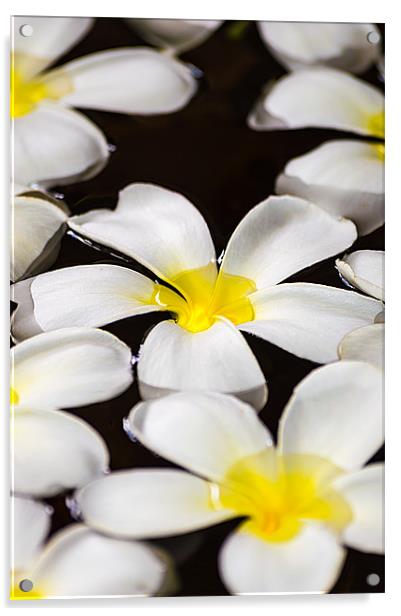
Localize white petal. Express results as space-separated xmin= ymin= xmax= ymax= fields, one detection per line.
xmin=249 ymin=68 xmax=384 ymax=137
xmin=13 ymin=409 xmax=109 ymax=497
xmin=276 ymin=140 xmax=384 ymax=236
xmin=69 ymin=183 xmax=216 ymax=284
xmin=339 ymin=323 xmax=384 ymax=371
xmin=219 ymin=523 xmax=345 ymax=594
xmin=14 ymin=104 xmax=109 ymax=188
xmin=28 ymin=525 xmax=167 ymax=597
xmin=57 ymin=48 xmax=197 ymax=114
xmin=336 ymin=250 xmax=384 ymax=300
xmin=77 ymin=469 xmax=232 ymax=538
xmin=12 ymin=496 xmax=51 ymax=571
xmin=128 ymin=391 xmax=272 ymax=482
xmin=278 ymin=361 xmax=383 ymax=471
xmin=13 ymin=16 xmax=94 ymax=78
xmin=126 ymin=18 xmax=222 ymax=53
xmin=240 ymin=283 xmax=382 ymax=363
xmin=258 ymin=22 xmax=381 ymax=74
xmin=137 ymin=318 xmax=267 ymax=409
xmin=11 ymin=194 xmax=67 ymax=282
xmin=220 ymin=195 xmax=356 ymax=289
xmin=11 ymin=264 xmax=165 ymax=341
xmin=11 ymin=327 xmax=133 ymax=409
xmin=334 ymin=464 xmax=384 ymax=553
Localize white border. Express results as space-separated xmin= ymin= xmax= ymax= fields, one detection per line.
xmin=1 ymin=1 xmax=400 ymax=613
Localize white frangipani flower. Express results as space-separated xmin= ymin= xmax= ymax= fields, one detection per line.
xmin=11 ymin=184 xmax=382 ymax=409
xmin=12 ymin=16 xmax=197 ymax=189
xmin=11 ymin=496 xmax=169 ymax=599
xmin=337 ymin=250 xmax=384 ymax=370
xmin=257 ymin=22 xmax=381 ymax=74
xmin=11 ymin=327 xmax=133 ymax=496
xmin=12 ymin=189 xmax=68 ymax=282
xmin=76 ymin=361 xmax=383 ymax=594
xmin=126 ymin=18 xmax=222 ymax=53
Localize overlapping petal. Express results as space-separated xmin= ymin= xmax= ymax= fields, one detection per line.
xmin=338 ymin=323 xmax=384 ymax=370
xmin=11 ymin=327 xmax=133 ymax=409
xmin=126 ymin=18 xmax=222 ymax=53
xmin=219 ymin=195 xmax=357 ymax=288
xmin=248 ymin=68 xmax=384 ymax=137
xmin=336 ymin=250 xmax=384 ymax=300
xmin=128 ymin=391 xmax=272 ymax=482
xmin=137 ymin=319 xmax=267 ymax=409
xmin=12 ymin=496 xmax=51 ymax=572
xmin=257 ymin=22 xmax=381 ymax=73
xmin=276 ymin=140 xmax=384 ymax=236
xmin=278 ymin=361 xmax=383 ymax=471
xmin=77 ymin=469 xmax=233 ymax=538
xmin=240 ymin=283 xmax=382 ymax=363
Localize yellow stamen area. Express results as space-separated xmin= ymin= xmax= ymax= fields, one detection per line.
xmin=10 ymin=387 xmax=19 ymax=406
xmin=210 ymin=450 xmax=353 ymax=543
xmin=367 ymin=111 xmax=385 ymax=139
xmin=11 ymin=61 xmax=73 ymax=118
xmin=150 ymin=263 xmax=256 ymax=333
xmin=10 ymin=575 xmax=44 ymax=600
xmin=372 ymin=142 xmax=385 ymax=161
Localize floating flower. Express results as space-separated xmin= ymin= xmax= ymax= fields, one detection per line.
xmin=11 ymin=184 xmax=382 ymax=408
xmin=11 ymin=496 xmax=169 ymax=599
xmin=337 ymin=250 xmax=384 ymax=370
xmin=257 ymin=22 xmax=381 ymax=73
xmin=11 ymin=327 xmax=133 ymax=496
xmin=11 ymin=189 xmax=68 ymax=282
xmin=248 ymin=67 xmax=384 ymax=236
xmin=76 ymin=361 xmax=383 ymax=594
xmin=126 ymin=18 xmax=222 ymax=53
xmin=12 ymin=16 xmax=197 ymax=189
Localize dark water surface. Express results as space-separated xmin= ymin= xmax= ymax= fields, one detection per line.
xmin=27 ymin=18 xmax=384 ymax=595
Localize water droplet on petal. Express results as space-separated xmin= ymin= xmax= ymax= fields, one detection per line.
xmin=107 ymin=143 xmax=117 ymax=153
xmin=65 ymin=496 xmax=82 ymax=521
xmin=123 ymin=417 xmax=137 ymax=442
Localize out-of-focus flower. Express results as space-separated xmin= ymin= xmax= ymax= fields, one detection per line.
xmin=11 ymin=188 xmax=68 ymax=282
xmin=257 ymin=22 xmax=381 ymax=74
xmin=12 ymin=184 xmax=382 ymax=409
xmin=11 ymin=496 xmax=169 ymax=599
xmin=126 ymin=18 xmax=222 ymax=53
xmin=337 ymin=250 xmax=384 ymax=370
xmin=76 ymin=361 xmax=383 ymax=594
xmin=11 ymin=327 xmax=133 ymax=496
xmin=12 ymin=16 xmax=197 ymax=189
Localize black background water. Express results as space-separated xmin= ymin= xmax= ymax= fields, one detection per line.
xmin=28 ymin=18 xmax=384 ymax=595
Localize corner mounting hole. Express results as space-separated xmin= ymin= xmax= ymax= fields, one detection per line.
xmin=19 ymin=24 xmax=33 ymax=37
xmin=367 ymin=573 xmax=380 ymax=586
xmin=19 ymin=578 xmax=33 ymax=592
xmin=367 ymin=30 xmax=381 ymax=45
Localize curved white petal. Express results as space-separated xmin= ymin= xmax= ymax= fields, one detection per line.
xmin=334 ymin=464 xmax=384 ymax=554
xmin=258 ymin=22 xmax=381 ymax=74
xmin=11 ymin=264 xmax=165 ymax=341
xmin=219 ymin=523 xmax=345 ymax=594
xmin=339 ymin=323 xmax=384 ymax=371
xmin=128 ymin=391 xmax=272 ymax=483
xmin=248 ymin=68 xmax=384 ymax=137
xmin=276 ymin=140 xmax=384 ymax=236
xmin=14 ymin=104 xmax=109 ymax=188
xmin=12 ymin=496 xmax=51 ymax=571
xmin=220 ymin=195 xmax=356 ymax=289
xmin=126 ymin=18 xmax=222 ymax=53
xmin=28 ymin=525 xmax=167 ymax=597
xmin=69 ymin=183 xmax=217 ymax=284
xmin=57 ymin=48 xmax=197 ymax=114
xmin=13 ymin=16 xmax=94 ymax=78
xmin=11 ymin=327 xmax=133 ymax=410
xmin=137 ymin=318 xmax=267 ymax=409
xmin=278 ymin=361 xmax=383 ymax=471
xmin=336 ymin=250 xmax=384 ymax=300
xmin=240 ymin=283 xmax=382 ymax=363
xmin=13 ymin=409 xmax=109 ymax=497
xmin=11 ymin=194 xmax=67 ymax=282
xmin=77 ymin=469 xmax=232 ymax=538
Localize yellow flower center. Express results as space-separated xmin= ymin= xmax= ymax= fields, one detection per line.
xmin=151 ymin=263 xmax=256 ymax=333
xmin=210 ymin=450 xmax=353 ymax=542
xmin=10 ymin=578 xmax=44 ymax=600
xmin=10 ymin=387 xmax=19 ymax=406
xmin=367 ymin=111 xmax=385 ymax=139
